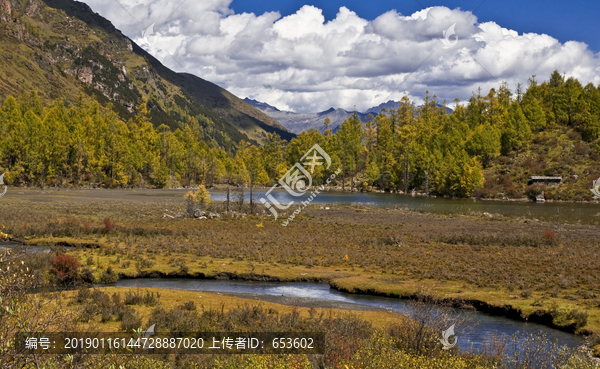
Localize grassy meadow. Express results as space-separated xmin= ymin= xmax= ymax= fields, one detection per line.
xmin=1 ymin=188 xmax=599 ymax=367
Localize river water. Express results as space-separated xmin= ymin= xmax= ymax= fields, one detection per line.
xmin=0 ymin=244 xmax=73 ymax=253
xmin=113 ymin=278 xmax=583 ymax=351
xmin=209 ymin=189 xmax=600 ymax=224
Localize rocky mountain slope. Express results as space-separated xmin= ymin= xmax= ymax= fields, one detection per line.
xmin=0 ymin=0 xmax=294 ymax=147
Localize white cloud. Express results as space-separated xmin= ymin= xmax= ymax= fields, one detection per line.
xmin=79 ymin=0 xmax=600 ymax=112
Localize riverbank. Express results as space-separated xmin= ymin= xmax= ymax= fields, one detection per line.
xmin=42 ymin=285 xmax=577 ymax=369
xmin=98 ymin=264 xmax=599 ymax=337
xmin=4 ymin=184 xmax=600 ymax=205
xmin=90 ymin=260 xmax=595 ymax=336
xmin=45 ymin=286 xmax=405 ymax=332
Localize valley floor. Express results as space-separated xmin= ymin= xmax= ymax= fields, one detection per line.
xmin=2 ymin=187 xmax=600 ymax=363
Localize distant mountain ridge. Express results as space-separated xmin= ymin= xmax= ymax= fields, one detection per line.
xmin=243 ymin=98 xmax=371 ymax=134
xmin=244 ymin=99 xmax=453 ymax=134
xmin=365 ymin=100 xmax=454 ymax=115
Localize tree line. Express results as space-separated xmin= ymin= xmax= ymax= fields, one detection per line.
xmin=1 ymin=70 xmax=599 ymax=197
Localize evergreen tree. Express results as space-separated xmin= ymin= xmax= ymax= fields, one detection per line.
xmin=337 ymin=112 xmax=363 ymax=190
xmin=521 ymin=95 xmax=546 ymax=131
xmin=465 ymin=123 xmax=501 ymax=167
xmin=501 ymin=103 xmax=532 ymax=155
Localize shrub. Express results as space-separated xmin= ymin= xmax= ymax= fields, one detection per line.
xmin=505 ymin=184 xmax=521 ymax=199
xmin=98 ymin=266 xmax=118 ymax=283
xmin=180 ymin=301 xmax=196 ymax=311
xmin=23 ymin=252 xmax=51 ymax=287
xmin=124 ymin=290 xmax=142 ymax=305
xmin=103 ymin=217 xmax=115 ymax=232
xmin=184 ymin=185 xmax=212 ymax=215
xmin=124 ymin=290 xmax=160 ymax=306
xmin=112 ymin=305 xmax=128 ymax=321
xmin=79 ymin=303 xmax=98 ymax=323
xmin=100 ymin=309 xmax=113 ymax=323
xmin=521 ymin=290 xmax=533 ymax=298
xmin=112 ymin=292 xmax=122 ymax=306
xmin=542 ymin=229 xmax=558 ymax=246
xmin=50 ymin=254 xmax=80 ymax=283
xmin=550 ymin=305 xmax=589 ymax=330
xmin=386 ymin=299 xmax=459 ymax=357
xmin=79 ymin=267 xmax=95 ymax=283
xmin=567 ymin=309 xmax=588 ymax=330
xmin=121 ymin=310 xmax=142 ymax=332
xmin=525 ymin=184 xmax=546 ymax=200
xmin=76 ymin=286 xmax=91 ymax=303
xmin=136 ymin=259 xmax=154 ymax=270
xmin=574 ymin=142 xmax=591 ymax=156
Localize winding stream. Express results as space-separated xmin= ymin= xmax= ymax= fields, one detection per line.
xmin=113 ymin=278 xmax=584 ymax=351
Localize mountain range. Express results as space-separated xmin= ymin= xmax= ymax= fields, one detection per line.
xmin=244 ymin=98 xmax=453 ymax=134
xmin=0 ymin=0 xmax=294 ymax=146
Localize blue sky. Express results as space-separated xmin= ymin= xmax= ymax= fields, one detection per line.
xmin=232 ymin=0 xmax=600 ymax=52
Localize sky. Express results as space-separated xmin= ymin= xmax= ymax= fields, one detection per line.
xmin=231 ymin=0 xmax=600 ymax=52
xmin=79 ymin=0 xmax=600 ymax=113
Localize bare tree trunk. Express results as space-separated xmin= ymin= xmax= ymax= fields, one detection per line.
xmin=404 ymin=151 xmax=409 ymax=194
xmin=239 ymin=180 xmax=244 ymax=211
xmin=250 ymin=177 xmax=254 ymax=213
xmin=342 ymin=156 xmax=346 ymax=191
xmin=226 ymin=178 xmax=230 ymax=212
xmin=209 ymin=162 xmax=215 ymax=187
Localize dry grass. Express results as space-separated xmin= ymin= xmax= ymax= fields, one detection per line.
xmin=3 ymin=189 xmax=600 ymax=335
xmin=46 ymin=287 xmax=409 ymax=333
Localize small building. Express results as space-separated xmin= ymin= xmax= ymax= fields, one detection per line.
xmin=528 ymin=176 xmax=562 ymax=186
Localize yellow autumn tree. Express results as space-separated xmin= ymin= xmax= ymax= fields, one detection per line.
xmin=184 ymin=184 xmax=212 ymax=215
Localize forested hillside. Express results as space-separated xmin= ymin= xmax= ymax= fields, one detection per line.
xmin=263 ymin=71 xmax=600 ymax=201
xmin=0 ymin=0 xmax=292 ymax=148
xmin=341 ymin=71 xmax=600 ymax=201
xmin=1 ymin=72 xmax=599 ymax=201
